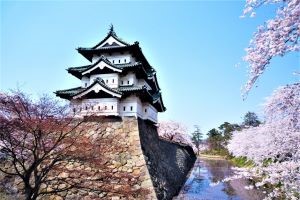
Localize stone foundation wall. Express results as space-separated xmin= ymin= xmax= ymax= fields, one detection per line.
xmin=52 ymin=117 xmax=195 ymax=200
xmin=48 ymin=117 xmax=157 ymax=200
xmin=1 ymin=117 xmax=195 ymax=200
xmin=138 ymin=119 xmax=196 ymax=200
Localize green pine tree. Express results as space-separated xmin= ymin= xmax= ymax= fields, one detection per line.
xmin=192 ymin=125 xmax=203 ymax=155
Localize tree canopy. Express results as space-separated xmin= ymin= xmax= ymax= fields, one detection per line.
xmin=242 ymin=111 xmax=261 ymax=127
xmin=0 ymin=91 xmax=144 ymax=200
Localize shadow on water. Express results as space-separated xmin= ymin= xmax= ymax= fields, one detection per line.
xmin=174 ymin=158 xmax=265 ymax=200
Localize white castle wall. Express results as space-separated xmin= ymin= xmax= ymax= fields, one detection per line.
xmin=70 ymin=95 xmax=158 ymax=123
xmin=142 ymin=103 xmax=158 ymax=123
xmin=90 ymin=73 xmax=119 ymax=88
xmin=120 ymin=72 xmax=137 ymax=86
xmin=92 ymin=52 xmax=136 ymax=65
xmin=81 ymin=76 xmax=89 ymax=88
xmin=137 ymin=79 xmax=151 ymax=90
xmin=71 ymin=98 xmax=119 ymax=116
xmin=81 ymin=73 xmax=140 ymax=89
xmin=77 ymin=52 xmax=158 ymax=123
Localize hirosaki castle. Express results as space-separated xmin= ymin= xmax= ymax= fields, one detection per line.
xmin=55 ymin=26 xmax=166 ymax=123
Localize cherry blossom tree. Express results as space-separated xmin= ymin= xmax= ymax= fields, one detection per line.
xmin=0 ymin=91 xmax=145 ymax=200
xmin=158 ymin=121 xmax=195 ymax=148
xmin=225 ymin=1 xmax=300 ymax=198
xmin=228 ymin=83 xmax=300 ymax=199
xmin=158 ymin=121 xmax=186 ymax=141
xmin=242 ymin=0 xmax=299 ymax=95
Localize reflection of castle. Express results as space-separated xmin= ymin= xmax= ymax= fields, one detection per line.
xmin=55 ymin=25 xmax=166 ymax=123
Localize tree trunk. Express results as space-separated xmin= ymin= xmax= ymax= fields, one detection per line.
xmin=25 ymin=186 xmax=38 ymax=200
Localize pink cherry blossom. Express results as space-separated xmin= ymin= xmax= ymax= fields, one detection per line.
xmin=242 ymin=0 xmax=299 ymax=96
xmin=228 ymin=83 xmax=300 ymax=199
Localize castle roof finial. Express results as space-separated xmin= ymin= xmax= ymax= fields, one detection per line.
xmin=108 ymin=24 xmax=116 ymax=36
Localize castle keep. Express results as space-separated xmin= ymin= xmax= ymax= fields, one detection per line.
xmin=55 ymin=26 xmax=165 ymax=123
xmin=55 ymin=26 xmax=195 ymax=200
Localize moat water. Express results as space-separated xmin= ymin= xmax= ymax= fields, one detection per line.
xmin=174 ymin=158 xmax=265 ymax=200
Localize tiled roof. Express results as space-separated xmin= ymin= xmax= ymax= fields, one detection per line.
xmin=55 ymin=78 xmax=122 ymax=99
xmin=67 ymin=59 xmax=155 ymax=80
xmin=68 ymin=61 xmax=142 ymax=73
xmin=55 ymin=83 xmax=166 ymax=112
xmin=54 ymin=87 xmax=85 ymax=96
xmin=56 ymin=84 xmax=149 ymax=100
xmin=91 ymin=25 xmax=130 ymax=49
xmin=67 ymin=65 xmax=90 ymax=73
xmin=77 ymin=42 xmax=146 ymax=64
xmin=117 ymin=85 xmax=146 ymax=92
xmin=117 ymin=62 xmax=142 ymax=69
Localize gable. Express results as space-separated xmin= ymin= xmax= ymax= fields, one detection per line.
xmin=73 ymin=82 xmax=122 ymax=99
xmin=82 ymin=60 xmax=122 ymax=75
xmin=98 ymin=36 xmax=127 ymax=48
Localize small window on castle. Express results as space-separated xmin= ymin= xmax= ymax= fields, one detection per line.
xmin=145 ymin=108 xmax=147 ymax=113
xmin=105 ymin=106 xmax=107 ymax=110
xmin=112 ymin=79 xmax=114 ymax=83
xmin=111 ymin=106 xmax=114 ymax=110
xmin=130 ymin=106 xmax=133 ymax=111
xmin=106 ymin=79 xmax=108 ymax=83
xmin=121 ymin=81 xmax=124 ymax=85
xmin=98 ymin=106 xmax=101 ymax=111
xmin=124 ymin=59 xmax=126 ymax=63
xmin=85 ymin=83 xmax=87 ymax=87
xmin=112 ymin=60 xmax=115 ymax=64
xmin=73 ymin=108 xmax=76 ymax=113
xmin=127 ymin=80 xmax=130 ymax=84
xmin=118 ymin=59 xmax=120 ymax=63
xmin=85 ymin=106 xmax=88 ymax=110
xmin=91 ymin=106 xmax=93 ymax=110
xmin=123 ymin=106 xmax=126 ymax=111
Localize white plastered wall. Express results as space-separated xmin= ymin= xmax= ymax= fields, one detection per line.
xmin=71 ymin=98 xmax=119 ymax=117
xmin=81 ymin=76 xmax=90 ymax=88
xmin=119 ymin=95 xmax=142 ymax=118
xmin=92 ymin=52 xmax=136 ymax=64
xmin=70 ymin=96 xmax=158 ymax=123
xmin=90 ymin=73 xmax=119 ymax=88
xmin=137 ymin=79 xmax=152 ymax=90
xmin=142 ymin=103 xmax=158 ymax=123
xmin=120 ymin=72 xmax=137 ymax=86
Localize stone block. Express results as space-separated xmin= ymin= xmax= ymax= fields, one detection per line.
xmin=141 ymin=179 xmax=153 ymax=188
xmin=58 ymin=172 xmax=68 ymax=178
xmin=135 ymin=160 xmax=145 ymax=167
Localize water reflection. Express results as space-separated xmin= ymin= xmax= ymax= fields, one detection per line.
xmin=174 ymin=159 xmax=265 ymax=200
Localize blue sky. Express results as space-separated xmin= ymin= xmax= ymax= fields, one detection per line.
xmin=1 ymin=1 xmax=299 ymax=134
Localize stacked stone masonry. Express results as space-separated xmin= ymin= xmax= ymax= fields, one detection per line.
xmin=46 ymin=117 xmax=196 ymax=200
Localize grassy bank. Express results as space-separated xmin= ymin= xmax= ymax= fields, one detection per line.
xmin=200 ymin=150 xmax=255 ymax=168
xmin=228 ymin=156 xmax=255 ymax=168
xmin=199 ymin=154 xmax=226 ymax=160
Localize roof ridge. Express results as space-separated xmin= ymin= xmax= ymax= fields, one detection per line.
xmin=91 ymin=25 xmax=130 ymax=49
xmin=55 ymin=86 xmax=82 ymax=93
xmin=67 ymin=64 xmax=91 ymax=70
xmin=70 ymin=79 xmax=122 ymax=99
